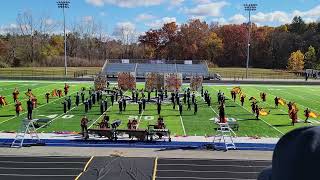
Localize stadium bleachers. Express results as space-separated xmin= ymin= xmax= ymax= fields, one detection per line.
xmin=102 ymin=62 xmax=209 ymax=78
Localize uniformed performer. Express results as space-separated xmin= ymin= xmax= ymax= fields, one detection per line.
xmin=165 ymin=89 xmax=168 ymax=98
xmin=255 ymin=105 xmax=260 ymax=120
xmin=219 ymin=104 xmax=226 ymax=123
xmin=111 ymin=94 xmax=115 ymax=106
xmin=201 ymin=87 xmax=204 ymax=97
xmin=104 ymin=98 xmax=108 ymax=112
xmin=138 ymin=101 xmax=142 ymax=114
xmin=118 ymin=100 xmax=123 ymax=114
xmin=122 ymin=98 xmax=126 ymax=111
xmin=179 ymin=103 xmax=183 ymax=115
xmin=64 ymin=84 xmax=69 ymax=96
xmin=147 ymin=90 xmax=151 ymax=102
xmin=27 ymin=98 xmax=33 ymax=120
xmin=251 ymin=102 xmax=256 ymax=114
xmin=100 ymin=100 xmax=104 ymax=115
xmin=194 ymin=102 xmax=198 ymax=115
xmin=290 ymin=109 xmax=298 ymax=126
xmin=62 ymin=99 xmax=67 ymax=113
xmin=80 ymin=115 xmax=89 ymax=139
xmin=187 ymin=100 xmax=191 ymax=111
xmin=155 ymin=89 xmax=158 ymax=97
xmin=15 ymin=100 xmax=22 ymax=116
xmin=81 ymin=91 xmax=85 ymax=103
xmin=240 ymin=95 xmax=245 ymax=106
xmin=157 ymin=101 xmax=161 ymax=115
xmin=88 ymin=98 xmax=92 ymax=110
xmin=261 ymin=92 xmax=267 ymax=102
xmin=67 ymin=96 xmax=71 ymax=110
xmin=12 ymin=88 xmax=19 ymax=103
xmin=142 ymin=98 xmax=146 ymax=110
xmin=132 ymin=90 xmax=135 ymax=102
xmin=115 ymin=91 xmax=119 ymax=102
xmin=92 ymin=92 xmax=96 ymax=105
xmin=45 ymin=92 xmax=50 ymax=103
xmin=135 ymin=91 xmax=139 ymax=103
xmin=274 ymin=97 xmax=279 ymax=108
xmin=75 ymin=92 xmax=80 ymax=106
xmin=304 ymin=108 xmax=310 ymax=123
xmin=84 ymin=100 xmax=89 ymax=113
xmin=183 ymin=91 xmax=187 ymax=104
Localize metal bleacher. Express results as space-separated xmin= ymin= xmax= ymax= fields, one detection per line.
xmin=102 ymin=60 xmax=209 ymax=78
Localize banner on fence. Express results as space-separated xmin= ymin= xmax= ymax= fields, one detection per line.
xmin=118 ymin=72 xmax=136 ymax=90
xmin=164 ymin=73 xmax=182 ymax=91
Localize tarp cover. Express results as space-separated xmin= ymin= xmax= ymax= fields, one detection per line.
xmin=80 ymin=157 xmax=155 ymax=180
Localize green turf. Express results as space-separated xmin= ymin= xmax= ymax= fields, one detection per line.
xmin=0 ymin=81 xmax=319 ymax=138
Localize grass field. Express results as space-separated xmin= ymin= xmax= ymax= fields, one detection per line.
xmin=0 ymin=80 xmax=319 ymax=138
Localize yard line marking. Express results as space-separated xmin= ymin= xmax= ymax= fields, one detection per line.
xmin=136 ymin=110 xmax=145 ymax=129
xmin=0 ymin=91 xmax=78 ymax=125
xmin=210 ymin=87 xmax=284 ymax=136
xmin=179 ymin=115 xmax=186 ymax=136
xmin=36 ymin=102 xmax=84 ymax=130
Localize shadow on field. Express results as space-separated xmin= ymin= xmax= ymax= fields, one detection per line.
xmin=0 ymin=115 xmax=14 ymax=118
xmin=275 ymin=113 xmax=288 ymax=116
xmin=273 ymin=124 xmax=290 ymax=127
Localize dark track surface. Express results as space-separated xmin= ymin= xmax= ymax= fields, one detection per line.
xmin=0 ymin=156 xmax=89 ymax=180
xmin=156 ymin=158 xmax=271 ymax=180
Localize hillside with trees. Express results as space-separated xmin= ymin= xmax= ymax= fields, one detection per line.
xmin=0 ymin=12 xmax=319 ymax=71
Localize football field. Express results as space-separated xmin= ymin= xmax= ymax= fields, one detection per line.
xmin=0 ymin=80 xmax=319 ymax=138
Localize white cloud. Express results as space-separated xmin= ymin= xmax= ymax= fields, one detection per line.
xmin=135 ymin=13 xmax=155 ymax=22
xmin=184 ymin=1 xmax=229 ymax=17
xmin=193 ymin=0 xmax=211 ymax=4
xmin=211 ymin=17 xmax=227 ymax=25
xmin=189 ymin=15 xmax=206 ymax=21
xmin=85 ymin=0 xmax=104 ymax=7
xmin=86 ymin=0 xmax=163 ymax=8
xmin=45 ymin=19 xmax=55 ymax=25
xmin=228 ymin=14 xmax=247 ymax=24
xmin=100 ymin=12 xmax=106 ymax=16
xmin=170 ymin=0 xmax=184 ymax=6
xmin=82 ymin=16 xmax=93 ymax=23
xmin=146 ymin=17 xmax=177 ymax=29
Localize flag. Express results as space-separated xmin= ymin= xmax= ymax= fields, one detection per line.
xmin=278 ymin=98 xmax=286 ymax=106
xmin=292 ymin=103 xmax=299 ymax=111
xmin=309 ymin=112 xmax=317 ymax=118
xmin=259 ymin=108 xmax=270 ymax=116
xmin=249 ymin=97 xmax=256 ymax=101
xmin=52 ymin=89 xmax=57 ymax=97
xmin=232 ymin=86 xmax=242 ymax=94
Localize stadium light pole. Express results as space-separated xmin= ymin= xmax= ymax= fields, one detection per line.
xmin=244 ymin=3 xmax=257 ymax=79
xmin=57 ymin=1 xmax=70 ymax=78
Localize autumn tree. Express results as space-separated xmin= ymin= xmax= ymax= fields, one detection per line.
xmin=204 ymin=31 xmax=223 ymax=63
xmin=289 ymin=16 xmax=306 ymax=34
xmin=287 ymin=50 xmax=304 ymax=71
xmin=304 ymin=46 xmax=317 ymax=69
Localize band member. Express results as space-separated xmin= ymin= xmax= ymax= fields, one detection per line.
xmin=304 ymin=108 xmax=310 ymax=123
xmin=99 ymin=115 xmax=110 ymax=129
xmin=122 ymin=98 xmax=126 ymax=111
xmin=207 ymin=96 xmax=211 ymax=106
xmin=290 ymin=109 xmax=298 ymax=126
xmin=67 ymin=96 xmax=71 ymax=110
xmin=15 ymin=101 xmax=22 ymax=116
xmin=52 ymin=89 xmax=58 ymax=97
xmin=57 ymin=89 xmax=62 ymax=98
xmin=45 ymin=92 xmax=50 ymax=103
xmin=80 ymin=115 xmax=89 ymax=139
xmin=219 ymin=104 xmax=226 ymax=123
xmin=81 ymin=91 xmax=85 ymax=103
xmin=274 ymin=97 xmax=279 ymax=108
xmin=260 ymin=92 xmax=267 ymax=102
xmin=104 ymin=98 xmax=108 ymax=112
xmin=31 ymin=97 xmax=37 ymax=108
xmin=157 ymin=101 xmax=161 ymax=115
xmin=135 ymin=91 xmax=139 ymax=103
xmin=179 ymin=103 xmax=183 ymax=115
xmin=64 ymin=84 xmax=69 ymax=96
xmin=132 ymin=90 xmax=135 ymax=102
xmin=192 ymin=92 xmax=195 ymax=104
xmin=88 ymin=98 xmax=92 ymax=110
xmin=75 ymin=92 xmax=80 ymax=106
xmin=118 ymin=100 xmax=123 ymax=114
xmin=138 ymin=101 xmax=142 ymax=114
xmin=92 ymin=92 xmax=96 ymax=105
xmin=183 ymin=91 xmax=187 ymax=104
xmin=62 ymin=99 xmax=67 ymax=113
xmin=240 ymin=95 xmax=245 ymax=106
xmin=142 ymin=98 xmax=146 ymax=110
xmin=147 ymin=90 xmax=151 ymax=102
xmin=84 ymin=100 xmax=89 ymax=113
xmin=165 ymin=89 xmax=168 ymax=98
xmin=156 ymin=117 xmax=166 ymax=129
xmin=231 ymin=91 xmax=235 ymax=102
xmin=194 ymin=102 xmax=198 ymax=115
xmin=187 ymin=100 xmax=191 ymax=111
xmin=201 ymin=87 xmax=204 ymax=97
xmin=12 ymin=88 xmax=19 ymax=103
xmin=111 ymin=94 xmax=114 ymax=106
xmin=100 ymin=100 xmax=104 ymax=115
xmin=251 ymin=102 xmax=256 ymax=114
xmin=27 ymin=98 xmax=33 ymax=120
xmin=155 ymin=89 xmax=158 ymax=97
xmin=255 ymin=105 xmax=260 ymax=120
xmin=0 ymin=96 xmax=7 ymax=106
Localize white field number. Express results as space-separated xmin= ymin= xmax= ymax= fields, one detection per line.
xmin=128 ymin=115 xmax=154 ymax=121
xmin=40 ymin=114 xmax=74 ymax=119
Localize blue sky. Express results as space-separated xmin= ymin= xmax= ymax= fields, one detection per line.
xmin=0 ymin=0 xmax=319 ymax=37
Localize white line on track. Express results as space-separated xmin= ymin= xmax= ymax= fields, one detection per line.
xmin=0 ymin=174 xmax=77 ymax=177
xmin=0 ymin=91 xmax=78 ymax=125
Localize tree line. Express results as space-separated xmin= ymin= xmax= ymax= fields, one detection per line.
xmin=0 ymin=13 xmax=319 ymax=71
